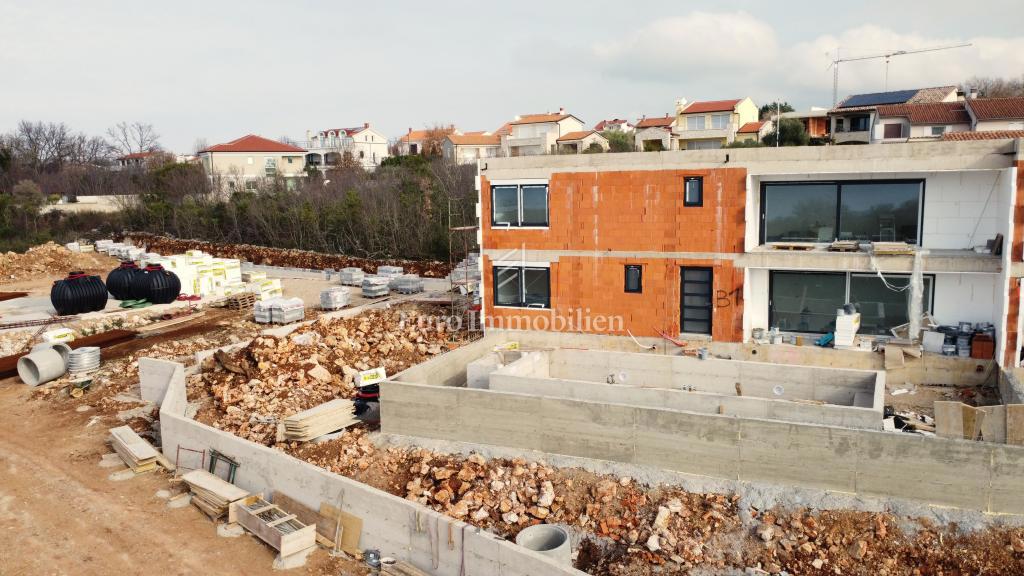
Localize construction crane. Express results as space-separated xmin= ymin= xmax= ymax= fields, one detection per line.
xmin=828 ymin=43 xmax=972 ymax=107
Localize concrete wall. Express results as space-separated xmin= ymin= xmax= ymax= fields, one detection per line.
xmin=381 ymin=381 xmax=1024 ymax=516
xmin=152 ymin=358 xmax=584 ymax=576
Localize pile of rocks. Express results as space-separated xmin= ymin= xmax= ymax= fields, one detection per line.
xmin=0 ymin=242 xmax=90 ymax=281
xmin=191 ymin=307 xmax=458 ymax=445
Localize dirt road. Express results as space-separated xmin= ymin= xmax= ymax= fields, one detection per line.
xmin=0 ymin=380 xmax=365 ymax=576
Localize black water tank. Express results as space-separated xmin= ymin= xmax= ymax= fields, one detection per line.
xmin=132 ymin=264 xmax=181 ymax=304
xmin=106 ymin=261 xmax=144 ymax=300
xmin=50 ymin=272 xmax=108 ymax=316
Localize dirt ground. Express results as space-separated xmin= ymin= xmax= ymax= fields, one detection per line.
xmin=0 ymin=380 xmax=367 ymax=576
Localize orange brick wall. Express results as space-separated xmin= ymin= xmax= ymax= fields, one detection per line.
xmin=1004 ymin=161 xmax=1024 ymax=366
xmin=480 ymin=168 xmax=746 ymax=341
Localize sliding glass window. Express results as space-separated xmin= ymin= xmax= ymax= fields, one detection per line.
xmin=761 ymin=180 xmax=922 ymax=245
xmin=493 ymin=266 xmax=550 ymax=309
xmin=491 ymin=184 xmax=549 ymax=227
xmin=849 ymin=274 xmax=933 ymax=336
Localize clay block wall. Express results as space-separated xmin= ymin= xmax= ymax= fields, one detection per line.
xmin=1006 ymin=161 xmax=1024 ymax=366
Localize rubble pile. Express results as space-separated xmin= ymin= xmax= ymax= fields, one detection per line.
xmin=123 ymin=233 xmax=452 ymax=277
xmin=0 ymin=242 xmax=108 ymax=281
xmin=190 ymin=308 xmax=459 ymax=444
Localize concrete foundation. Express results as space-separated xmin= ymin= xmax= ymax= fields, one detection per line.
xmin=150 ymin=358 xmax=584 ymax=576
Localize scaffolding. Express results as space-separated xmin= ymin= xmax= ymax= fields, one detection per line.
xmin=447 ymin=199 xmax=480 ymax=334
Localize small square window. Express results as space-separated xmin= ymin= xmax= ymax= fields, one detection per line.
xmin=684 ymin=177 xmax=703 ymax=207
xmin=624 ymin=265 xmax=642 ymax=293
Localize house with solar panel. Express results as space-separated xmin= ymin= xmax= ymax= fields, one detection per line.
xmin=828 ymin=86 xmax=958 ymax=144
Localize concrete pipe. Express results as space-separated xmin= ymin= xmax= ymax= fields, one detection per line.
xmin=514 ymin=524 xmax=571 ymax=565
xmin=31 ymin=342 xmax=72 ymax=364
xmin=17 ymin=348 xmax=68 ymax=387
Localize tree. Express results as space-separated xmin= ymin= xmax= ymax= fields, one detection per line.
xmin=759 ymin=102 xmax=794 ymax=120
xmin=602 ymin=130 xmax=634 ymax=153
xmin=963 ymin=75 xmax=1024 ymax=98
xmin=724 ymin=139 xmax=763 ymax=148
xmin=107 ymin=121 xmax=161 ymax=156
xmin=420 ymin=125 xmax=455 ymax=157
xmin=762 ymin=118 xmax=809 ymax=147
xmin=583 ymin=141 xmax=605 ymax=154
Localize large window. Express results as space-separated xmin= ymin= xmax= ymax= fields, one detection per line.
xmin=681 ymin=267 xmax=713 ymax=335
xmin=761 ymin=180 xmax=922 ymax=244
xmin=686 ymin=116 xmax=705 ymax=130
xmin=710 ymin=113 xmax=731 ymax=130
xmin=687 ymin=140 xmax=722 ymax=150
xmin=493 ymin=266 xmax=550 ymax=308
xmin=849 ymin=115 xmax=871 ymax=131
xmin=769 ymin=271 xmax=933 ymax=335
xmin=491 ymin=184 xmax=549 ymax=227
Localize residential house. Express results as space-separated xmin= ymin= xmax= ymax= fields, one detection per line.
xmin=398 ymin=126 xmax=457 ymax=156
xmin=965 ymin=97 xmax=1024 ymax=131
xmin=114 ymin=151 xmax=157 ymax=170
xmin=556 ymin=131 xmax=609 ymax=154
xmin=443 ymin=131 xmax=501 ymax=164
xmin=734 ymin=121 xmax=773 ymax=144
xmin=673 ymin=98 xmax=758 ymax=150
xmin=772 ymin=108 xmax=830 ymax=139
xmin=829 ymin=86 xmax=958 ymax=144
xmin=501 ymin=109 xmax=585 ymax=157
xmin=633 ymin=115 xmax=675 ymax=152
xmin=476 ymin=139 xmax=1024 ymax=369
xmin=302 ymin=124 xmax=390 ymax=170
xmin=874 ymin=102 xmax=971 ymax=142
xmin=594 ymin=119 xmax=634 ymax=133
xmin=198 ymin=134 xmax=306 ymax=191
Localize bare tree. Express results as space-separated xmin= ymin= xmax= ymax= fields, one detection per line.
xmin=963 ymin=75 xmax=1024 ymax=98
xmin=107 ymin=121 xmax=161 ymax=156
xmin=421 ymin=125 xmax=456 ymax=157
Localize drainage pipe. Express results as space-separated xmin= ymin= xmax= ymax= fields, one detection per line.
xmin=31 ymin=342 xmax=72 ymax=364
xmin=514 ymin=524 xmax=571 ymax=565
xmin=17 ymin=348 xmax=68 ymax=386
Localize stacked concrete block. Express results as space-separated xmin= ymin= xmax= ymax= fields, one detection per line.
xmin=362 ymin=276 xmax=391 ymax=298
xmin=253 ymin=299 xmax=276 ymax=323
xmin=391 ymin=274 xmax=424 ymax=294
xmin=377 ymin=265 xmax=404 ymax=278
xmin=271 ymin=297 xmax=305 ymax=324
xmin=320 ymin=287 xmax=351 ymax=310
xmin=339 ymin=267 xmax=365 ymax=286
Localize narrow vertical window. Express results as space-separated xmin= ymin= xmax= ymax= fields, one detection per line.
xmin=624 ymin=265 xmax=642 ymax=293
xmin=684 ymin=177 xmax=703 ymax=207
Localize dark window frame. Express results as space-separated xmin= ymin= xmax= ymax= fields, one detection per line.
xmin=490 ymin=183 xmax=550 ymax=227
xmin=684 ymin=176 xmax=703 ymax=207
xmin=491 ymin=265 xmax=551 ymax=309
xmin=624 ymin=265 xmax=643 ymax=293
xmin=759 ymin=179 xmax=925 ymax=245
xmin=768 ymin=270 xmax=935 ymax=334
xmin=680 ymin=266 xmax=713 ymax=335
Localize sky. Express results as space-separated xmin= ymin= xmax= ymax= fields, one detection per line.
xmin=3 ymin=0 xmax=1023 ymax=153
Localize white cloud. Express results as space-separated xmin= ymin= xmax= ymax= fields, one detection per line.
xmin=593 ymin=12 xmax=779 ymax=82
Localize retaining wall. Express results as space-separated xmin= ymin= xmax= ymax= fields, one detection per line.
xmin=380 ymin=381 xmax=1024 ymax=516
xmin=152 ymin=358 xmax=584 ymax=575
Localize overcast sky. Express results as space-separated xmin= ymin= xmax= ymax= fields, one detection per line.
xmin=3 ymin=0 xmax=1023 ymax=153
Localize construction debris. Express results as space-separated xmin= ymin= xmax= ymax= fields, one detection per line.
xmin=281 ymin=398 xmax=358 ymax=442
xmin=230 ymin=494 xmax=317 ymax=557
xmin=108 ymin=425 xmax=159 ymax=473
xmin=182 ymin=469 xmax=250 ymax=519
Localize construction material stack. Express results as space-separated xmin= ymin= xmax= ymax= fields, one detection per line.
xmin=271 ymin=297 xmax=305 ymax=324
xmin=281 ymin=399 xmax=357 ymax=442
xmin=253 ymin=298 xmax=276 ymax=324
xmin=108 ymin=425 xmax=159 ymax=473
xmin=182 ymin=469 xmax=250 ymax=519
xmin=338 ymin=267 xmax=365 ymax=286
xmin=390 ymin=274 xmax=424 ymax=294
xmin=361 ymin=276 xmax=390 ymax=298
xmin=320 ymin=287 xmax=350 ymax=310
xmin=377 ymin=265 xmax=403 ymax=279
xmin=834 ymin=310 xmax=861 ymax=348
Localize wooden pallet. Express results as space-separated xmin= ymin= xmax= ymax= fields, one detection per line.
xmin=872 ymin=242 xmax=915 ymax=256
xmin=769 ymin=242 xmax=816 ymax=251
xmin=828 ymin=240 xmax=860 ymax=253
xmin=225 ymin=293 xmax=257 ymax=310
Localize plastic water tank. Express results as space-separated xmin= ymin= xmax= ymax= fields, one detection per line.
xmin=106 ymin=261 xmax=144 ymax=300
xmin=132 ymin=264 xmax=181 ymax=304
xmin=50 ymin=272 xmax=108 ymax=315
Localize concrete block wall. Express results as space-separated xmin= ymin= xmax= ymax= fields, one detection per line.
xmin=381 ymin=381 xmax=1024 ymax=515
xmin=151 ymin=358 xmax=584 ymax=576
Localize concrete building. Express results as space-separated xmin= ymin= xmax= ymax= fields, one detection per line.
xmin=501 ymin=110 xmax=585 ymax=157
xmin=555 ymin=130 xmax=609 ymax=154
xmin=301 ymin=124 xmax=389 ymax=171
xmin=443 ymin=132 xmax=501 ymax=164
xmin=673 ymin=98 xmax=759 ymax=150
xmin=633 ymin=115 xmax=675 ymax=152
xmin=829 ymin=86 xmax=958 ymax=144
xmin=475 ymin=139 xmax=1024 ymax=369
xmin=113 ymin=151 xmax=158 ymax=170
xmin=198 ymin=134 xmax=306 ymax=191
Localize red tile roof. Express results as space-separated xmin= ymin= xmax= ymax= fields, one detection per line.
xmin=876 ymin=102 xmax=969 ymax=125
xmin=941 ymin=130 xmax=1024 ymax=141
xmin=321 ymin=126 xmax=368 ymax=137
xmin=447 ymin=132 xmax=500 ymax=146
xmin=635 ymin=115 xmax=674 ymax=129
xmin=737 ymin=121 xmax=765 ymax=134
xmin=119 ymin=151 xmax=157 ymax=160
xmin=966 ymin=97 xmax=1024 ymax=121
xmin=201 ymin=134 xmax=305 ymax=153
xmin=510 ymin=113 xmax=573 ymax=125
xmin=400 ymin=127 xmax=456 ymax=143
xmin=556 ymin=130 xmax=597 ymax=142
xmin=494 ymin=122 xmax=512 ymax=137
xmin=681 ymin=99 xmax=742 ymax=114
xmin=594 ymin=119 xmax=632 ymax=131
